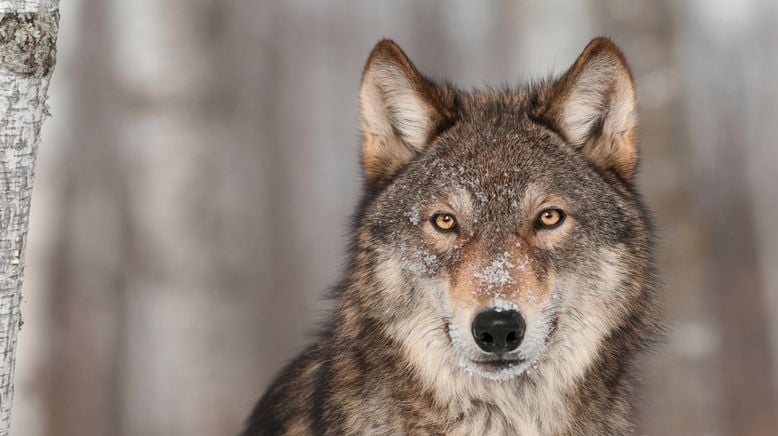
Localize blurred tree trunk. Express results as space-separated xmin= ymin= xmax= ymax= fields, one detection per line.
xmin=40 ymin=2 xmax=129 ymax=435
xmin=0 ymin=0 xmax=59 ymax=434
xmin=673 ymin=2 xmax=778 ymax=434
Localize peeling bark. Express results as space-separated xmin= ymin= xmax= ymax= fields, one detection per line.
xmin=0 ymin=0 xmax=58 ymax=433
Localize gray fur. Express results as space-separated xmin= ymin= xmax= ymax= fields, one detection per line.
xmin=243 ymin=37 xmax=660 ymax=436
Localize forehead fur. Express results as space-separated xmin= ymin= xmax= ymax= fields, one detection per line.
xmin=395 ymin=86 xmax=594 ymax=195
xmin=429 ymin=86 xmax=572 ymax=167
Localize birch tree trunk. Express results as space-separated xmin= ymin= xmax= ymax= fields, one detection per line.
xmin=0 ymin=0 xmax=58 ymax=433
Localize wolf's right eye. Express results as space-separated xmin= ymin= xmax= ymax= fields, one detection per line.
xmin=431 ymin=213 xmax=458 ymax=233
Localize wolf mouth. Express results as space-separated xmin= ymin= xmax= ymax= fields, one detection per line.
xmin=472 ymin=358 xmax=526 ymax=371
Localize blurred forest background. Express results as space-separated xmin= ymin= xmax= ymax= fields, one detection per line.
xmin=9 ymin=0 xmax=778 ymax=435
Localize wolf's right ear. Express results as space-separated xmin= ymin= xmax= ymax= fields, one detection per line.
xmin=359 ymin=40 xmax=456 ymax=184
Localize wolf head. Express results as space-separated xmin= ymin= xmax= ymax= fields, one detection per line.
xmin=350 ymin=38 xmax=654 ymax=383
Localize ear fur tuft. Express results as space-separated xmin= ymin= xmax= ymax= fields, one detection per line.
xmin=359 ymin=39 xmax=456 ymax=184
xmin=536 ymin=37 xmax=639 ymax=180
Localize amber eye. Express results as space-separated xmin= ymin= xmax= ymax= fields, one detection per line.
xmin=536 ymin=209 xmax=565 ymax=229
xmin=431 ymin=213 xmax=458 ymax=233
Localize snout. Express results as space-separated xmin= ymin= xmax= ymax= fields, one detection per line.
xmin=471 ymin=310 xmax=526 ymax=353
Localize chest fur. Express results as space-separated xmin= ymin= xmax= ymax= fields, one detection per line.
xmin=446 ymin=409 xmax=539 ymax=436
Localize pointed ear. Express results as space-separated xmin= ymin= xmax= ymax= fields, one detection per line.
xmin=536 ymin=38 xmax=639 ymax=180
xmin=359 ymin=39 xmax=456 ymax=184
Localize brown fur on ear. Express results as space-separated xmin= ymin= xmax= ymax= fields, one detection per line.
xmin=359 ymin=39 xmax=457 ymax=184
xmin=535 ymin=37 xmax=639 ymax=180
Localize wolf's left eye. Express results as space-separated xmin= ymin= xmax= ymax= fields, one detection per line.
xmin=431 ymin=213 xmax=458 ymax=233
xmin=536 ymin=209 xmax=565 ymax=229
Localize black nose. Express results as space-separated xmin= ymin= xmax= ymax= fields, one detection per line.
xmin=472 ymin=310 xmax=526 ymax=353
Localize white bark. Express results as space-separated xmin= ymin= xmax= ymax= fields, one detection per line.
xmin=0 ymin=0 xmax=58 ymax=433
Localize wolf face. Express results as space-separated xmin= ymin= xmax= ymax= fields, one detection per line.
xmin=243 ymin=38 xmax=659 ymax=436
xmin=357 ymin=39 xmax=650 ymax=382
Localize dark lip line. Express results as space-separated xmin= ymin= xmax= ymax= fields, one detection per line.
xmin=472 ymin=359 xmax=527 ymax=372
xmin=472 ymin=358 xmax=526 ymax=365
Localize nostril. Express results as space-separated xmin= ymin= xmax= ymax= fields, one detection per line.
xmin=479 ymin=332 xmax=494 ymax=344
xmin=506 ymin=331 xmax=518 ymax=343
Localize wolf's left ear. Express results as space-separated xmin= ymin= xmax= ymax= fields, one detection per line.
xmin=359 ymin=39 xmax=457 ymax=184
xmin=535 ymin=38 xmax=638 ymax=180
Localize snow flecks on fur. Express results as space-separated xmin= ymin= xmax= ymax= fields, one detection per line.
xmin=491 ymin=299 xmax=520 ymax=313
xmin=471 ymin=251 xmax=530 ymax=298
xmin=404 ymin=208 xmax=421 ymax=226
xmin=474 ymin=251 xmax=515 ymax=290
xmin=399 ymin=243 xmax=439 ymax=276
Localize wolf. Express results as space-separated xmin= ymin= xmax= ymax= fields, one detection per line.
xmin=242 ymin=37 xmax=660 ymax=435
